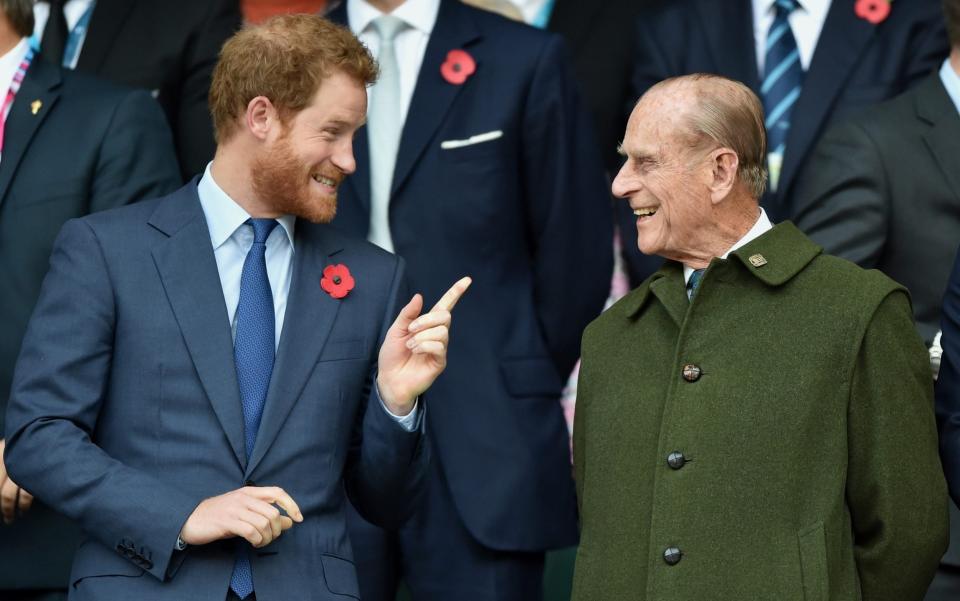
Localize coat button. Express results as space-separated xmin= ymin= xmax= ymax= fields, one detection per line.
xmin=682 ymin=364 xmax=702 ymax=382
xmin=667 ymin=451 xmax=686 ymax=470
xmin=663 ymin=547 xmax=683 ymax=565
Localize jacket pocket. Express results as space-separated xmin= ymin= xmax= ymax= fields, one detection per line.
xmin=798 ymin=522 xmax=828 ymax=601
xmin=318 ymin=338 xmax=368 ymax=362
xmin=500 ymin=357 xmax=565 ymax=398
xmin=321 ymin=553 xmax=360 ymax=598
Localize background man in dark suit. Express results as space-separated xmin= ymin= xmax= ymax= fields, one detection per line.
xmin=327 ymin=0 xmax=612 ymax=598
xmin=793 ymin=4 xmax=960 ymax=595
xmin=937 ymin=243 xmax=960 ymax=601
xmin=4 ymin=15 xmax=467 ymax=600
xmin=0 ymin=0 xmax=182 ymax=598
xmin=618 ymin=0 xmax=949 ymax=286
xmin=31 ymin=0 xmax=243 ymax=179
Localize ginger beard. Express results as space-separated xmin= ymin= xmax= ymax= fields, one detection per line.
xmin=251 ymin=129 xmax=342 ymax=224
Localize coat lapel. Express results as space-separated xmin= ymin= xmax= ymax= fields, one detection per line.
xmin=246 ymin=224 xmax=344 ymax=475
xmin=695 ymin=0 xmax=760 ymax=92
xmin=779 ymin=0 xmax=875 ymax=204
xmin=917 ymin=76 xmax=960 ymax=208
xmin=0 ymin=60 xmax=61 ymax=211
xmin=75 ymin=0 xmax=135 ymax=72
xmin=149 ymin=185 xmax=247 ymax=469
xmin=390 ymin=0 xmax=481 ymax=196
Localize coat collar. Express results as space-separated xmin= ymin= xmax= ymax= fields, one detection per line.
xmin=624 ymin=221 xmax=822 ymax=319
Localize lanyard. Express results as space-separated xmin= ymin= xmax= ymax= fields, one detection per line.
xmin=0 ymin=47 xmax=36 ymax=154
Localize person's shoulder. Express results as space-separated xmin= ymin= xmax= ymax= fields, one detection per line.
xmin=79 ymin=185 xmax=192 ymax=236
xmin=458 ymin=2 xmax=560 ymax=50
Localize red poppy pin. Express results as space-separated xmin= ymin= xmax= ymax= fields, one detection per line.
xmin=321 ymin=264 xmax=355 ymax=299
xmin=440 ymin=49 xmax=476 ymax=85
xmin=855 ymin=0 xmax=892 ymax=25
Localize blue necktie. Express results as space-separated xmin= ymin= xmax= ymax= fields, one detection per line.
xmin=230 ymin=218 xmax=278 ymax=600
xmin=687 ymin=269 xmax=706 ymax=301
xmin=762 ymin=0 xmax=804 ymax=160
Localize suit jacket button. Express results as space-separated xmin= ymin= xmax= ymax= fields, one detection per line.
xmin=667 ymin=451 xmax=686 ymax=470
xmin=663 ymin=547 xmax=683 ymax=565
xmin=682 ymin=364 xmax=702 ymax=382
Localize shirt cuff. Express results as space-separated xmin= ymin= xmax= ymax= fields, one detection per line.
xmin=375 ymin=383 xmax=420 ymax=432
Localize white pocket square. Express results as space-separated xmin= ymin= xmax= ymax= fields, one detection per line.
xmin=440 ymin=130 xmax=503 ymax=150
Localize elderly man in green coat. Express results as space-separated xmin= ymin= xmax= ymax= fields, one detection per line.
xmin=572 ymin=74 xmax=949 ymax=601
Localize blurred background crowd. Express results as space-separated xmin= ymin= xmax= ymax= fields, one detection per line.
xmin=0 ymin=0 xmax=958 ymax=599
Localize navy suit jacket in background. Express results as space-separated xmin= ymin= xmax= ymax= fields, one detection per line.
xmin=937 ymin=248 xmax=960 ymax=511
xmin=4 ymin=183 xmax=428 ymax=600
xmin=329 ymin=0 xmax=612 ymax=552
xmin=0 ymin=57 xmax=181 ymax=592
xmin=618 ymin=0 xmax=948 ymax=286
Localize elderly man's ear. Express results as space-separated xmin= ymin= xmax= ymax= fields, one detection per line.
xmin=708 ymin=148 xmax=739 ymax=204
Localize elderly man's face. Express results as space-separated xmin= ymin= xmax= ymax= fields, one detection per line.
xmin=612 ymin=95 xmax=714 ymax=262
xmin=252 ymin=71 xmax=367 ymax=223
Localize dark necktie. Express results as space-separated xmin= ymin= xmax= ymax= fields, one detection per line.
xmin=40 ymin=0 xmax=69 ymax=66
xmin=230 ymin=218 xmax=278 ymax=600
xmin=762 ymin=0 xmax=804 ymax=181
xmin=687 ymin=269 xmax=706 ymax=301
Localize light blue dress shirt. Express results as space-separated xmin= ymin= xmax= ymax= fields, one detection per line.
xmin=940 ymin=58 xmax=960 ymax=117
xmin=196 ymin=165 xmax=418 ymax=430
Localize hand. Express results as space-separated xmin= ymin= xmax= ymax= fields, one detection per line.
xmin=179 ymin=486 xmax=303 ymax=548
xmin=0 ymin=439 xmax=34 ymax=525
xmin=377 ymin=277 xmax=472 ymax=414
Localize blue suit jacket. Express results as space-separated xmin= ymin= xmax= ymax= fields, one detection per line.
xmin=937 ymin=247 xmax=960 ymax=511
xmin=619 ymin=0 xmax=948 ymax=286
xmin=4 ymin=183 xmax=428 ymax=600
xmin=328 ymin=0 xmax=612 ymax=551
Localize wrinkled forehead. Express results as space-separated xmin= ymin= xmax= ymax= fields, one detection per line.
xmin=623 ymin=92 xmax=694 ymax=157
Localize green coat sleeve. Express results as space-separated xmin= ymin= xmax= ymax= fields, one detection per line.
xmin=846 ymin=289 xmax=948 ymax=600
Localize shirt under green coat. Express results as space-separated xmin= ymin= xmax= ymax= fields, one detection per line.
xmin=572 ymin=222 xmax=949 ymax=601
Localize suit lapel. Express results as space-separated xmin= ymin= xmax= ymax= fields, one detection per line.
xmin=696 ymin=0 xmax=760 ymax=92
xmin=779 ymin=0 xmax=875 ymax=203
xmin=917 ymin=76 xmax=960 ymax=208
xmin=149 ymin=186 xmax=247 ymax=469
xmin=246 ymin=224 xmax=344 ymax=475
xmin=391 ymin=0 xmax=481 ymax=196
xmin=75 ymin=0 xmax=135 ymax=72
xmin=0 ymin=60 xmax=61 ymax=211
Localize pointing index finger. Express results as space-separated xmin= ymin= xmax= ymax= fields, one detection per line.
xmin=431 ymin=277 xmax=472 ymax=313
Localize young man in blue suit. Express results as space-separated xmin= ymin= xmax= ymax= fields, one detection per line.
xmin=327 ymin=0 xmax=613 ymax=598
xmin=4 ymin=15 xmax=469 ymax=601
xmin=618 ymin=0 xmax=949 ymax=287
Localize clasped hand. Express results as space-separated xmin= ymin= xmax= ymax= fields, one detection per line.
xmin=181 ymin=277 xmax=471 ymax=546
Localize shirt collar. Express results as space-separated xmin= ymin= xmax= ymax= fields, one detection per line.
xmin=940 ymin=58 xmax=960 ymax=118
xmin=348 ymin=0 xmax=440 ymax=37
xmin=683 ymin=208 xmax=773 ymax=284
xmin=197 ymin=162 xmax=296 ymax=250
xmin=0 ymin=38 xmax=30 ymax=83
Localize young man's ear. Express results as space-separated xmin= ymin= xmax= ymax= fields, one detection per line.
xmin=246 ymin=96 xmax=279 ymax=141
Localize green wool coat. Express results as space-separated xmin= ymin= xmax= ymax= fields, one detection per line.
xmin=572 ymin=223 xmax=949 ymax=601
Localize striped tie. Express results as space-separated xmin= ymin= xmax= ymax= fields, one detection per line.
xmin=762 ymin=0 xmax=803 ymax=192
xmin=687 ymin=269 xmax=706 ymax=301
